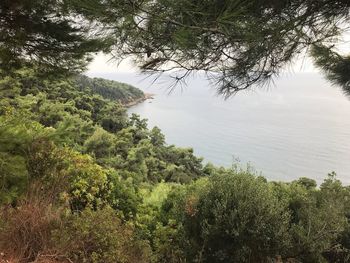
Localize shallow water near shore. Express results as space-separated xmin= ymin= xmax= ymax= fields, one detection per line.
xmin=87 ymin=72 xmax=350 ymax=184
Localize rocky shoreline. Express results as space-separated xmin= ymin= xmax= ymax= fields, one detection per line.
xmin=123 ymin=93 xmax=154 ymax=107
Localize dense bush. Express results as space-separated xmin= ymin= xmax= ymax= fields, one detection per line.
xmin=0 ymin=198 xmax=150 ymax=263
xmin=0 ymin=191 xmax=62 ymax=262
xmin=157 ymin=170 xmax=291 ymax=262
xmin=52 ymin=207 xmax=151 ymax=263
xmin=153 ymin=169 xmax=350 ymax=262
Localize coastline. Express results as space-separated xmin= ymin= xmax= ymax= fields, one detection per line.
xmin=123 ymin=93 xmax=154 ymax=107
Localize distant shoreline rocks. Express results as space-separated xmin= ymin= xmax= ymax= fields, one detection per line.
xmin=123 ymin=92 xmax=155 ymax=107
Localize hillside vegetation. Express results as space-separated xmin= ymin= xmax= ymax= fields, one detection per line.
xmin=74 ymin=75 xmax=145 ymax=104
xmin=2 ymin=0 xmax=350 ymax=262
xmin=0 ymin=67 xmax=350 ymax=263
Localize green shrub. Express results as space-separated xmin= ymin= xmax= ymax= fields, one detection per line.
xmin=159 ymin=170 xmax=291 ymax=262
xmin=275 ymin=173 xmax=349 ymax=262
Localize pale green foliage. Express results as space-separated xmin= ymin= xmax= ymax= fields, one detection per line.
xmin=56 ymin=114 xmax=95 ymax=148
xmin=66 ymin=152 xmax=109 ymax=211
xmin=84 ymin=127 xmax=116 ymax=160
xmin=192 ymin=172 xmax=290 ymax=262
xmin=142 ymin=182 xmax=175 ymax=208
xmin=155 ymin=170 xmax=350 ymax=262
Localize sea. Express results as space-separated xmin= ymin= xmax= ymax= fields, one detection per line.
xmin=87 ymin=72 xmax=350 ymax=184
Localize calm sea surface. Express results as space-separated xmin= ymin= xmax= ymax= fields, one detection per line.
xmin=87 ymin=72 xmax=350 ymax=184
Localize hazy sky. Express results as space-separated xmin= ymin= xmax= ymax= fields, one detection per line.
xmin=87 ymin=52 xmax=319 ymax=75
xmin=87 ymin=54 xmax=135 ymax=74
xmin=87 ymin=31 xmax=350 ymax=75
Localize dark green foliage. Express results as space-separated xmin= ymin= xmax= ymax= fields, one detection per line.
xmin=296 ymin=177 xmax=317 ymax=189
xmin=71 ymin=0 xmax=350 ymax=96
xmin=3 ymin=0 xmax=350 ymax=96
xmin=96 ymin=103 xmax=128 ymax=133
xmin=192 ymin=173 xmax=289 ymax=262
xmin=106 ymin=171 xmax=141 ymax=220
xmin=150 ymin=127 xmax=165 ymax=147
xmin=75 ymin=75 xmax=144 ymax=103
xmin=154 ymin=170 xmax=350 ymax=263
xmin=311 ymin=45 xmax=350 ymax=96
xmin=0 ymin=0 xmax=109 ymax=72
xmin=0 ymin=153 xmax=27 ymax=205
xmin=158 ymin=170 xmax=291 ymax=262
xmin=271 ymin=174 xmax=350 ymax=262
xmin=0 ymin=67 xmax=205 ymax=211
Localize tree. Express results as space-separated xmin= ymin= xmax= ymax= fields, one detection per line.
xmin=84 ymin=127 xmax=116 ymax=160
xmin=4 ymin=1 xmax=350 ymax=96
xmin=312 ymin=44 xmax=350 ymax=96
xmin=0 ymin=0 xmax=109 ymax=72
xmin=150 ymin=126 xmax=165 ymax=147
xmin=75 ymin=0 xmax=350 ymax=96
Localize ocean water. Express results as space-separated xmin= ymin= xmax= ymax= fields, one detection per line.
xmin=87 ymin=72 xmax=350 ymax=184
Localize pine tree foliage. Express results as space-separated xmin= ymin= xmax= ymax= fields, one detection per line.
xmin=3 ymin=0 xmax=350 ymax=96
xmin=0 ymin=0 xmax=110 ymax=72
xmin=312 ymin=44 xmax=350 ymax=96
xmin=74 ymin=0 xmax=350 ymax=96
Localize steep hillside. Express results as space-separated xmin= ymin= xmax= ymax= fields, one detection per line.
xmin=74 ymin=75 xmax=145 ymax=104
xmin=1 ymin=68 xmax=350 ymax=263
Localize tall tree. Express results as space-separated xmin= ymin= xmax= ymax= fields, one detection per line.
xmin=0 ymin=0 xmax=109 ymax=72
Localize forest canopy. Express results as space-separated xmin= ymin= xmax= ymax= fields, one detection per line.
xmin=1 ymin=68 xmax=350 ymax=262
